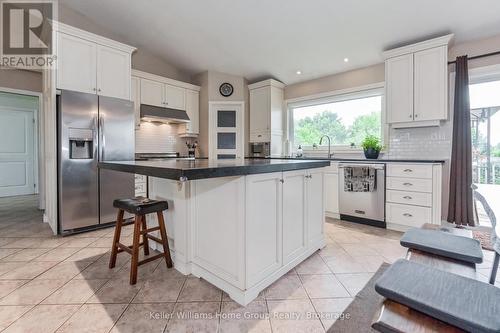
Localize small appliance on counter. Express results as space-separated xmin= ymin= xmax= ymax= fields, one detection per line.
xmin=250 ymin=142 xmax=270 ymax=157
xmin=186 ymin=141 xmax=198 ymax=159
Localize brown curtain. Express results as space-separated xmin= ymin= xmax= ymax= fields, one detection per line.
xmin=447 ymin=56 xmax=474 ymax=226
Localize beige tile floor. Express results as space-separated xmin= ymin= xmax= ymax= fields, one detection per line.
xmin=0 ymin=195 xmax=498 ymax=333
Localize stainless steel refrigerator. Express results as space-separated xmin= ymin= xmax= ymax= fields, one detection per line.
xmin=57 ymin=90 xmax=135 ymax=233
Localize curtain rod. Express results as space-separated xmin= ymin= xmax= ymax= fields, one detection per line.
xmin=448 ymin=50 xmax=500 ymax=65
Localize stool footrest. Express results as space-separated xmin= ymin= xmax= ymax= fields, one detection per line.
xmin=145 ymin=234 xmax=163 ymax=244
xmin=140 ymin=226 xmax=160 ymax=234
xmin=117 ymin=242 xmax=144 ymax=254
xmin=138 ymin=253 xmax=166 ymax=266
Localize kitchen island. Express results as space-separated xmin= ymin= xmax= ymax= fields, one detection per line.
xmin=99 ymin=158 xmax=330 ymax=305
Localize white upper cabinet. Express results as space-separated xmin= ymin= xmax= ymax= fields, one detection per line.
xmin=96 ymin=45 xmax=131 ymax=99
xmin=133 ymin=70 xmax=200 ymax=135
xmin=384 ymin=34 xmax=453 ymax=128
xmin=140 ymin=78 xmax=164 ymax=107
xmin=249 ymin=80 xmax=284 ymax=139
xmin=57 ymin=32 xmax=97 ymax=95
xmin=131 ymin=76 xmax=140 ymax=128
xmin=386 ymin=54 xmax=414 ymax=124
xmin=56 ymin=23 xmax=135 ymax=100
xmin=179 ymin=89 xmax=199 ymax=136
xmin=414 ymin=46 xmax=448 ymax=122
xmin=165 ymin=84 xmax=186 ymax=110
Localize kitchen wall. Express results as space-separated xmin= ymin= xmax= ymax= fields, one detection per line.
xmin=135 ymin=122 xmax=191 ymax=155
xmin=194 ymin=70 xmax=250 ymax=157
xmin=0 ymin=69 xmax=42 ymax=92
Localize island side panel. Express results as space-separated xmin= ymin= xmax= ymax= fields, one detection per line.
xmin=190 ymin=176 xmax=246 ymax=289
xmin=147 ymin=177 xmax=191 ymax=275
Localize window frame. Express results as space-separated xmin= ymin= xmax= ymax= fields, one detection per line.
xmin=286 ymin=83 xmax=387 ymax=154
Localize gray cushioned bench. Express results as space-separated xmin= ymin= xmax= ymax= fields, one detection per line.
xmin=375 ymin=259 xmax=500 ymax=333
xmin=400 ymin=228 xmax=483 ymax=264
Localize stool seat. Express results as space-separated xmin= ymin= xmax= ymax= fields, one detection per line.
xmin=113 ymin=196 xmax=168 ymax=215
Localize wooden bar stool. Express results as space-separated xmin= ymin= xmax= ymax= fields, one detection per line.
xmin=109 ymin=196 xmax=173 ymax=284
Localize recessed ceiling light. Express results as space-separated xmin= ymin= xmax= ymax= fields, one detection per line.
xmin=296 ymin=70 xmax=302 ymax=75
xmin=344 ymin=58 xmax=349 ymax=63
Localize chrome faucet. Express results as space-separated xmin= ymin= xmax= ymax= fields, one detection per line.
xmin=319 ymin=135 xmax=334 ymax=158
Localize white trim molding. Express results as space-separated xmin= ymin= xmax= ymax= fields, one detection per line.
xmin=383 ymin=34 xmax=454 ymax=59
xmin=132 ymin=69 xmax=201 ymax=91
xmin=55 ymin=22 xmax=136 ymax=54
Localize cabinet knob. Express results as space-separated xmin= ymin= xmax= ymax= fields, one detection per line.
xmin=93 ymin=88 xmax=96 ymax=91
xmin=414 ymin=114 xmax=418 ymax=118
xmin=409 ymin=115 xmax=412 ymax=118
xmin=403 ymin=213 xmax=413 ymax=217
xmin=98 ymin=88 xmax=101 ymax=92
xmin=403 ymin=196 xmax=412 ymax=200
xmin=279 ymin=179 xmax=284 ymax=183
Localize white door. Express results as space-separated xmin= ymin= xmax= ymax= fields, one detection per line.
xmin=386 ymin=54 xmax=414 ymax=123
xmin=140 ymin=78 xmax=164 ymax=107
xmin=96 ymin=45 xmax=131 ymax=99
xmin=164 ymin=84 xmax=186 ymax=110
xmin=245 ymin=172 xmax=283 ymax=287
xmin=306 ymin=169 xmax=324 ymax=246
xmin=414 ymin=46 xmax=447 ymax=121
xmin=282 ymin=170 xmax=307 ymax=265
xmin=0 ymin=108 xmax=35 ymax=197
xmin=56 ymin=32 xmax=97 ymax=94
xmin=209 ymin=102 xmax=244 ymax=159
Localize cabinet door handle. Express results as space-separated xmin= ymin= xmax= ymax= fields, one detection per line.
xmin=403 ymin=196 xmax=412 ymax=200
xmin=403 ymin=213 xmax=413 ymax=217
xmin=98 ymin=88 xmax=102 ymax=92
xmin=409 ymin=115 xmax=413 ymax=118
xmin=93 ymin=88 xmax=96 ymax=91
xmin=403 ymin=169 xmax=413 ymax=172
xmin=414 ymin=114 xmax=418 ymax=118
xmin=403 ymin=182 xmax=413 ymax=186
xmin=279 ymin=179 xmax=284 ymax=183
xmin=257 ymin=134 xmax=262 ymax=137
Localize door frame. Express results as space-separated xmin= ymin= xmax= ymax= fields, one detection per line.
xmin=0 ymin=87 xmax=43 ymax=207
xmin=208 ymin=101 xmax=245 ymax=159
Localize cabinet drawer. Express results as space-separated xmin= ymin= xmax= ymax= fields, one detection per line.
xmin=387 ymin=177 xmax=432 ymax=193
xmin=250 ymin=131 xmax=270 ymax=142
xmin=386 ymin=190 xmax=432 ymax=207
xmin=387 ymin=164 xmax=432 ymax=179
xmin=135 ymin=174 xmax=147 ymax=183
xmin=386 ymin=203 xmax=431 ymax=228
xmin=135 ymin=182 xmax=146 ymax=194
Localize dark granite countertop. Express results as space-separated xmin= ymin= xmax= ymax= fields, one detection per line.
xmin=254 ymin=157 xmax=446 ymax=164
xmin=99 ymin=159 xmax=330 ymax=180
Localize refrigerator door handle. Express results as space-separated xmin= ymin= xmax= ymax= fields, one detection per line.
xmin=99 ymin=116 xmax=105 ymax=161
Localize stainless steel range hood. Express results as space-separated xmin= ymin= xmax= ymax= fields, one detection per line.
xmin=140 ymin=104 xmax=190 ymax=123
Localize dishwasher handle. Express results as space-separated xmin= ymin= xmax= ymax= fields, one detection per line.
xmin=338 ymin=163 xmax=385 ymax=170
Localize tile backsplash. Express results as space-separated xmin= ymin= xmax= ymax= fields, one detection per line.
xmin=386 ymin=122 xmax=452 ymax=160
xmin=135 ymin=121 xmax=193 ymax=154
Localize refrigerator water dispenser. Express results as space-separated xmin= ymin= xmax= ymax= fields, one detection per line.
xmin=69 ymin=128 xmax=93 ymax=159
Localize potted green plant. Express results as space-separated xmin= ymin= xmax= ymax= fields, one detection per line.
xmin=361 ymin=135 xmax=382 ymax=159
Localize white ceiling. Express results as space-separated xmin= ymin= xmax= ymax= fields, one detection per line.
xmin=61 ymin=0 xmax=500 ymax=84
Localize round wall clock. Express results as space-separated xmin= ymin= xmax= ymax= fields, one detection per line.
xmin=219 ymin=82 xmax=234 ymax=97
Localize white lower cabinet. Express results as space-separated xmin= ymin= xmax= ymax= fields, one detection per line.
xmin=324 ymin=164 xmax=339 ymax=218
xmin=245 ymin=173 xmax=282 ymax=287
xmin=147 ymin=169 xmax=326 ymax=306
xmin=385 ymin=163 xmax=442 ymax=231
xmin=282 ymin=170 xmax=307 ymax=265
xmin=306 ymin=168 xmax=325 ymax=245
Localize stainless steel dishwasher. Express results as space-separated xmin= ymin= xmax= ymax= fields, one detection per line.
xmin=339 ymin=163 xmax=386 ymax=228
